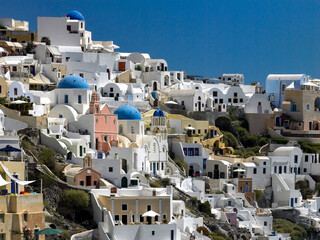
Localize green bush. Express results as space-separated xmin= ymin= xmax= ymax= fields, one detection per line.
xmin=222 ymin=131 xmax=239 ymax=148
xmin=38 ymin=147 xmax=57 ymax=170
xmin=273 ymin=219 xmax=307 ymax=240
xmin=173 ymin=158 xmax=188 ymax=171
xmin=254 ymin=189 xmax=263 ymax=202
xmin=59 ymin=190 xmax=89 ymax=209
xmin=196 ymin=226 xmax=210 ymax=237
xmin=198 ymin=201 xmax=211 ymax=215
xmin=38 ymin=173 xmax=57 ymax=188
xmin=212 ymin=231 xmax=232 ymax=240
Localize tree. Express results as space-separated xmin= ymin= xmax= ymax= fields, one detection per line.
xmin=59 ymin=189 xmax=89 ymax=209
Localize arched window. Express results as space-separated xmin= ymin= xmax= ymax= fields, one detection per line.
xmin=131 ymin=126 xmax=135 ymax=134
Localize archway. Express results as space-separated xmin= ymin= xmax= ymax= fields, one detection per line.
xmin=315 ymin=97 xmax=320 ymax=111
xmin=121 ymin=177 xmax=128 ymax=188
xmin=153 ymin=82 xmax=158 ymax=91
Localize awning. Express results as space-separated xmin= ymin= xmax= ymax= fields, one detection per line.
xmin=36 ymin=228 xmax=62 ymax=236
xmin=5 ymin=41 xmax=14 ymax=47
xmin=0 ymin=162 xmax=35 ymax=185
xmin=185 ymin=126 xmax=195 ymax=130
xmin=47 ymin=46 xmax=62 ymax=56
xmin=33 ymin=73 xmax=52 ymax=84
xmin=0 ymin=145 xmax=21 ymax=152
xmin=233 ymin=169 xmax=246 ymax=172
xmin=142 ymin=210 xmax=160 ymax=217
xmin=13 ymin=42 xmax=23 ymax=48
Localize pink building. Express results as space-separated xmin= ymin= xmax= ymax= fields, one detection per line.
xmin=89 ymin=92 xmax=118 ymax=152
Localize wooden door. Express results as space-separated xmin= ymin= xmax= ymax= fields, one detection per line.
xmin=119 ymin=62 xmax=126 ymax=71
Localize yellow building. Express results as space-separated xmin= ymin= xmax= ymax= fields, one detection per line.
xmin=0 ymin=161 xmax=26 ymax=194
xmin=142 ymin=109 xmax=233 ymax=155
xmin=0 ymin=18 xmax=32 ymax=43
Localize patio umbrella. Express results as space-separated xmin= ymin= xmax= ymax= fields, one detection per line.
xmin=36 ymin=228 xmax=62 ymax=235
xmin=164 ymin=101 xmax=178 ymax=105
xmin=0 ymin=145 xmax=21 ymax=152
xmin=142 ymin=210 xmax=160 ymax=217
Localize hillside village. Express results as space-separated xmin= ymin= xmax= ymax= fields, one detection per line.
xmin=0 ymin=10 xmax=320 ymax=240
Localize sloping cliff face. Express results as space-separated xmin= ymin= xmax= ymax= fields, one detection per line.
xmin=173 ymin=186 xmax=252 ymax=240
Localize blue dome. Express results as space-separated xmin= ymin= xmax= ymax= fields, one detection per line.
xmin=114 ymin=105 xmax=141 ymax=120
xmin=57 ymin=75 xmax=90 ymax=89
xmin=66 ymin=10 xmax=85 ymax=21
xmin=153 ymin=109 xmax=165 ymax=117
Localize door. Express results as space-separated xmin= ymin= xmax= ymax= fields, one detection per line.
xmin=291 ymin=198 xmax=294 ymax=207
xmin=214 ymin=164 xmax=219 ymax=179
xmin=86 ymin=176 xmax=91 ymax=186
xmin=122 ymin=215 xmax=127 ymax=225
xmin=210 ymin=129 xmax=214 ymax=138
xmin=171 ymin=230 xmax=174 ymax=240
xmin=198 ymin=102 xmax=201 ymax=111
xmin=30 ymin=65 xmax=35 ymax=75
xmin=11 ymin=175 xmax=18 ymax=194
xmin=218 ymin=105 xmax=222 ymax=112
xmin=119 ymin=62 xmax=126 ymax=71
xmin=154 ymin=99 xmax=158 ymax=107
xmin=153 ymin=82 xmax=157 ymax=91
xmin=121 ymin=177 xmax=128 ymax=188
xmin=153 ymin=163 xmax=156 ymax=175
xmin=147 ymin=216 xmax=152 ymax=224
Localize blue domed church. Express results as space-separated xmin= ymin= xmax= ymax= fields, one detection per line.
xmin=53 ymin=75 xmax=92 ymax=115
xmin=114 ymin=105 xmax=144 ymax=143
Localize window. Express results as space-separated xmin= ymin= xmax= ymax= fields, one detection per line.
xmin=263 ymin=168 xmax=266 ymax=174
xmin=264 ymin=221 xmax=267 ymax=226
xmin=131 ymin=126 xmax=135 ymax=134
xmin=0 ymin=85 xmax=2 ymax=94
xmin=239 ymin=98 xmax=243 ymax=103
xmin=140 ymin=215 xmax=144 ymax=223
xmin=284 ymin=166 xmax=287 ymax=173
xmin=295 ymin=198 xmax=297 ymax=203
xmin=253 ymin=168 xmax=257 ymax=174
xmin=305 ymin=155 xmax=309 ymax=162
xmin=78 ymin=95 xmax=82 ymax=104
xmin=24 ymin=213 xmax=28 ymax=222
xmin=228 ymin=98 xmax=232 ymax=103
xmin=109 ymin=167 xmax=113 ymax=172
xmin=198 ymin=129 xmax=201 ymax=134
xmin=213 ymin=91 xmax=218 ymax=97
xmin=122 ymin=204 xmax=128 ymax=211
xmin=304 ymin=168 xmax=307 ymax=173
xmin=64 ymin=95 xmax=68 ymax=103
xmin=294 ymin=155 xmax=298 ymax=163
xmin=219 ymin=99 xmax=223 ymax=104
xmin=234 ymin=92 xmax=238 ymax=98
xmin=0 ymin=214 xmax=4 ymax=223
xmin=152 ymin=231 xmax=155 ymax=236
xmin=115 ymin=215 xmax=119 ymax=221
xmin=307 ymin=104 xmax=310 ymax=111
xmin=81 ymin=22 xmax=84 ymax=28
xmin=12 ymin=66 xmax=17 ymax=72
xmin=290 ymin=103 xmax=297 ymax=112
xmin=0 ymin=234 xmax=5 ymax=240
xmin=274 ymin=166 xmax=277 ymax=173
xmin=181 ymin=101 xmax=184 ymax=105
xmin=147 ymin=205 xmax=152 ymax=211
xmin=80 ymin=181 xmax=84 ymax=186
xmin=263 ymin=162 xmax=266 ymax=165
xmin=110 ymin=87 xmax=113 ymax=92
xmin=14 ymin=88 xmax=17 ymax=95
xmin=214 ymin=99 xmax=218 ymax=104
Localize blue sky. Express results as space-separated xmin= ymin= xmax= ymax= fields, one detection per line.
xmin=2 ymin=0 xmax=320 ymax=86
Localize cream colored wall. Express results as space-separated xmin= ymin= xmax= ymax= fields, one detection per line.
xmin=98 ymin=196 xmax=171 ymax=223
xmin=0 ymin=194 xmax=45 ymax=240
xmin=0 ymin=161 xmax=25 ymax=193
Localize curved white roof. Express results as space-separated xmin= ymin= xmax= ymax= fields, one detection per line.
xmin=273 ymin=146 xmax=300 ymax=156
xmin=267 ymin=74 xmax=306 ymax=81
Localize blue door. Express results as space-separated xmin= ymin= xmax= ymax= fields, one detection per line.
xmin=11 ymin=175 xmax=18 ymax=194
xmin=245 ymin=185 xmax=249 ymax=192
xmin=210 ymin=130 xmax=214 ymax=138
xmin=153 ymin=163 xmax=156 ymax=175
xmin=290 ymin=198 xmax=294 ymax=207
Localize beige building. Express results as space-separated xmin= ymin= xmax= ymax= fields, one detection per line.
xmin=268 ymin=83 xmax=320 ymax=142
xmin=97 ymin=188 xmax=171 ymax=225
xmin=0 ymin=194 xmax=45 ymax=240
